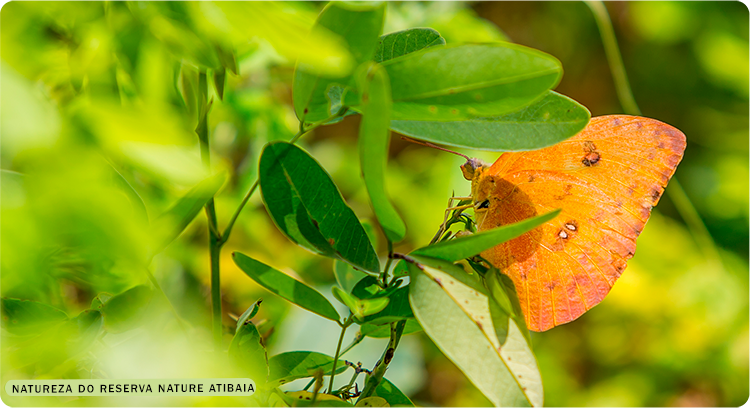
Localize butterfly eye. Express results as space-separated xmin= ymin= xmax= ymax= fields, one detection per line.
xmin=475 ymin=199 xmax=490 ymax=210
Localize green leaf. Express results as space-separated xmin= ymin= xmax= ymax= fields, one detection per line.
xmin=390 ymin=91 xmax=591 ymax=151
xmin=347 ymin=43 xmax=562 ymax=121
xmin=391 ymin=260 xmax=409 ymax=278
xmin=486 ymin=269 xmax=531 ymax=343
xmin=1 ymin=298 xmax=68 ymax=336
xmin=360 ymin=319 xmax=422 ymax=338
xmin=150 ymin=172 xmax=225 ymax=254
xmin=268 ymin=351 xmax=349 ymax=387
xmin=360 ymin=286 xmax=413 ymax=325
xmin=215 ymin=2 xmax=353 ymax=77
xmin=372 ymin=378 xmax=414 ymax=407
xmin=233 ymin=252 xmax=340 ymax=321
xmin=90 ymin=293 xmax=113 ymax=310
xmin=229 ymin=320 xmax=268 ymax=382
xmin=411 ymin=209 xmax=560 ymax=261
xmin=373 ymin=28 xmax=446 ymax=63
xmin=259 ymin=142 xmax=379 ymax=272
xmin=408 ymin=258 xmax=542 ymax=407
xmin=358 ymin=64 xmax=406 ymax=243
xmin=333 ymin=286 xmax=389 ymax=321
xmin=106 ymin=161 xmax=148 ymax=224
xmin=283 ymin=391 xmax=353 ymax=407
xmin=100 ymin=285 xmax=153 ymax=334
xmin=236 ymin=298 xmax=263 ymax=335
xmin=69 ymin=309 xmax=104 ymax=352
xmin=356 ymin=397 xmax=388 ymax=407
xmin=334 ymin=260 xmax=368 ymax=293
xmin=350 ymin=276 xmax=383 ymax=300
xmin=213 ymin=67 xmax=226 ymax=100
xmin=294 ymin=2 xmax=385 ymax=124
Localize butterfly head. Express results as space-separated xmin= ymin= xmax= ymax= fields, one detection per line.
xmin=459 ymin=157 xmax=489 ymax=181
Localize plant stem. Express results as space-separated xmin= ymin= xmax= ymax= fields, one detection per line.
xmin=666 ymin=179 xmax=723 ymax=265
xmin=219 ymin=109 xmax=348 ymax=246
xmin=382 ymin=241 xmax=394 ymax=286
xmin=358 ymin=320 xmax=406 ymax=400
xmin=586 ymin=1 xmax=641 ymax=116
xmin=328 ymin=318 xmax=351 ymax=394
xmin=587 ymin=1 xmax=725 ymax=270
xmin=196 ymin=70 xmax=223 ymax=350
xmin=339 ymin=331 xmax=364 ymax=358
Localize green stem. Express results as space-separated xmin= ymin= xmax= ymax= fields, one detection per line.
xmin=339 ymin=331 xmax=364 ymax=358
xmin=666 ymin=179 xmax=723 ymax=265
xmin=586 ymin=1 xmax=641 ymax=116
xmin=328 ymin=318 xmax=351 ymax=394
xmin=358 ymin=320 xmax=406 ymax=400
xmin=219 ymin=109 xmax=348 ymax=246
xmin=382 ymin=241 xmax=394 ymax=286
xmin=587 ymin=1 xmax=725 ymax=269
xmin=196 ymin=71 xmax=223 ymax=350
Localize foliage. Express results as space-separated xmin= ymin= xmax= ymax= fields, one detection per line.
xmin=1 ymin=1 xmax=746 ymax=407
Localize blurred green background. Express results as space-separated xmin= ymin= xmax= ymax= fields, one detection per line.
xmin=1 ymin=1 xmax=747 ymax=407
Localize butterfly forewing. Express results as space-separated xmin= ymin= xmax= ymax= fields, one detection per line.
xmin=475 ymin=115 xmax=686 ymax=332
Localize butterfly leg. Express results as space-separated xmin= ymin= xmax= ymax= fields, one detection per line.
xmin=431 ymin=195 xmax=474 ymax=244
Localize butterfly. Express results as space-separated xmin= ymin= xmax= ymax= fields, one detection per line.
xmin=461 ymin=115 xmax=686 ymax=332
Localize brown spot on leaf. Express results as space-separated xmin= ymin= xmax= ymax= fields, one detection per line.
xmin=328 ymin=238 xmax=335 ymax=246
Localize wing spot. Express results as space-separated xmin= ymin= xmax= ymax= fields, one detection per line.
xmin=582 ymin=141 xmax=601 ymax=166
xmin=650 ymin=188 xmax=661 ymax=202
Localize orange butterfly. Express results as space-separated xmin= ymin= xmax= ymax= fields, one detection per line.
xmin=462 ymin=115 xmax=686 ymax=332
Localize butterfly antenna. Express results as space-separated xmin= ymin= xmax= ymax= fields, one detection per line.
xmin=401 ymin=137 xmax=471 ymax=161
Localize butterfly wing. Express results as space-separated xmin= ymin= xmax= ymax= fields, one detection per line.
xmin=474 ymin=115 xmax=686 ymax=332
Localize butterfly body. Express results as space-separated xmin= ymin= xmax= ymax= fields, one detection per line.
xmin=469 ymin=115 xmax=686 ymax=332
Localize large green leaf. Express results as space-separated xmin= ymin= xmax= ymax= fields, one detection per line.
xmin=373 ymin=28 xmax=445 ymax=63
xmin=268 ymin=351 xmax=349 ymax=387
xmin=411 ymin=209 xmax=560 ymax=261
xmin=100 ymin=285 xmax=153 ymax=334
xmin=358 ymin=64 xmax=406 ymax=243
xmin=390 ymin=91 xmax=591 ymax=151
xmin=408 ymin=257 xmax=543 ymax=407
xmin=1 ymin=298 xmax=68 ymax=336
xmin=229 ymin=320 xmax=268 ymax=383
xmin=347 ymin=43 xmax=562 ymax=121
xmin=372 ymin=378 xmax=414 ymax=407
xmin=233 ymin=253 xmax=340 ymax=322
xmin=360 ymin=319 xmax=422 ymax=338
xmin=293 ymin=2 xmax=385 ymax=124
xmin=150 ymin=172 xmax=225 ymax=254
xmin=259 ymin=142 xmax=379 ymax=272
